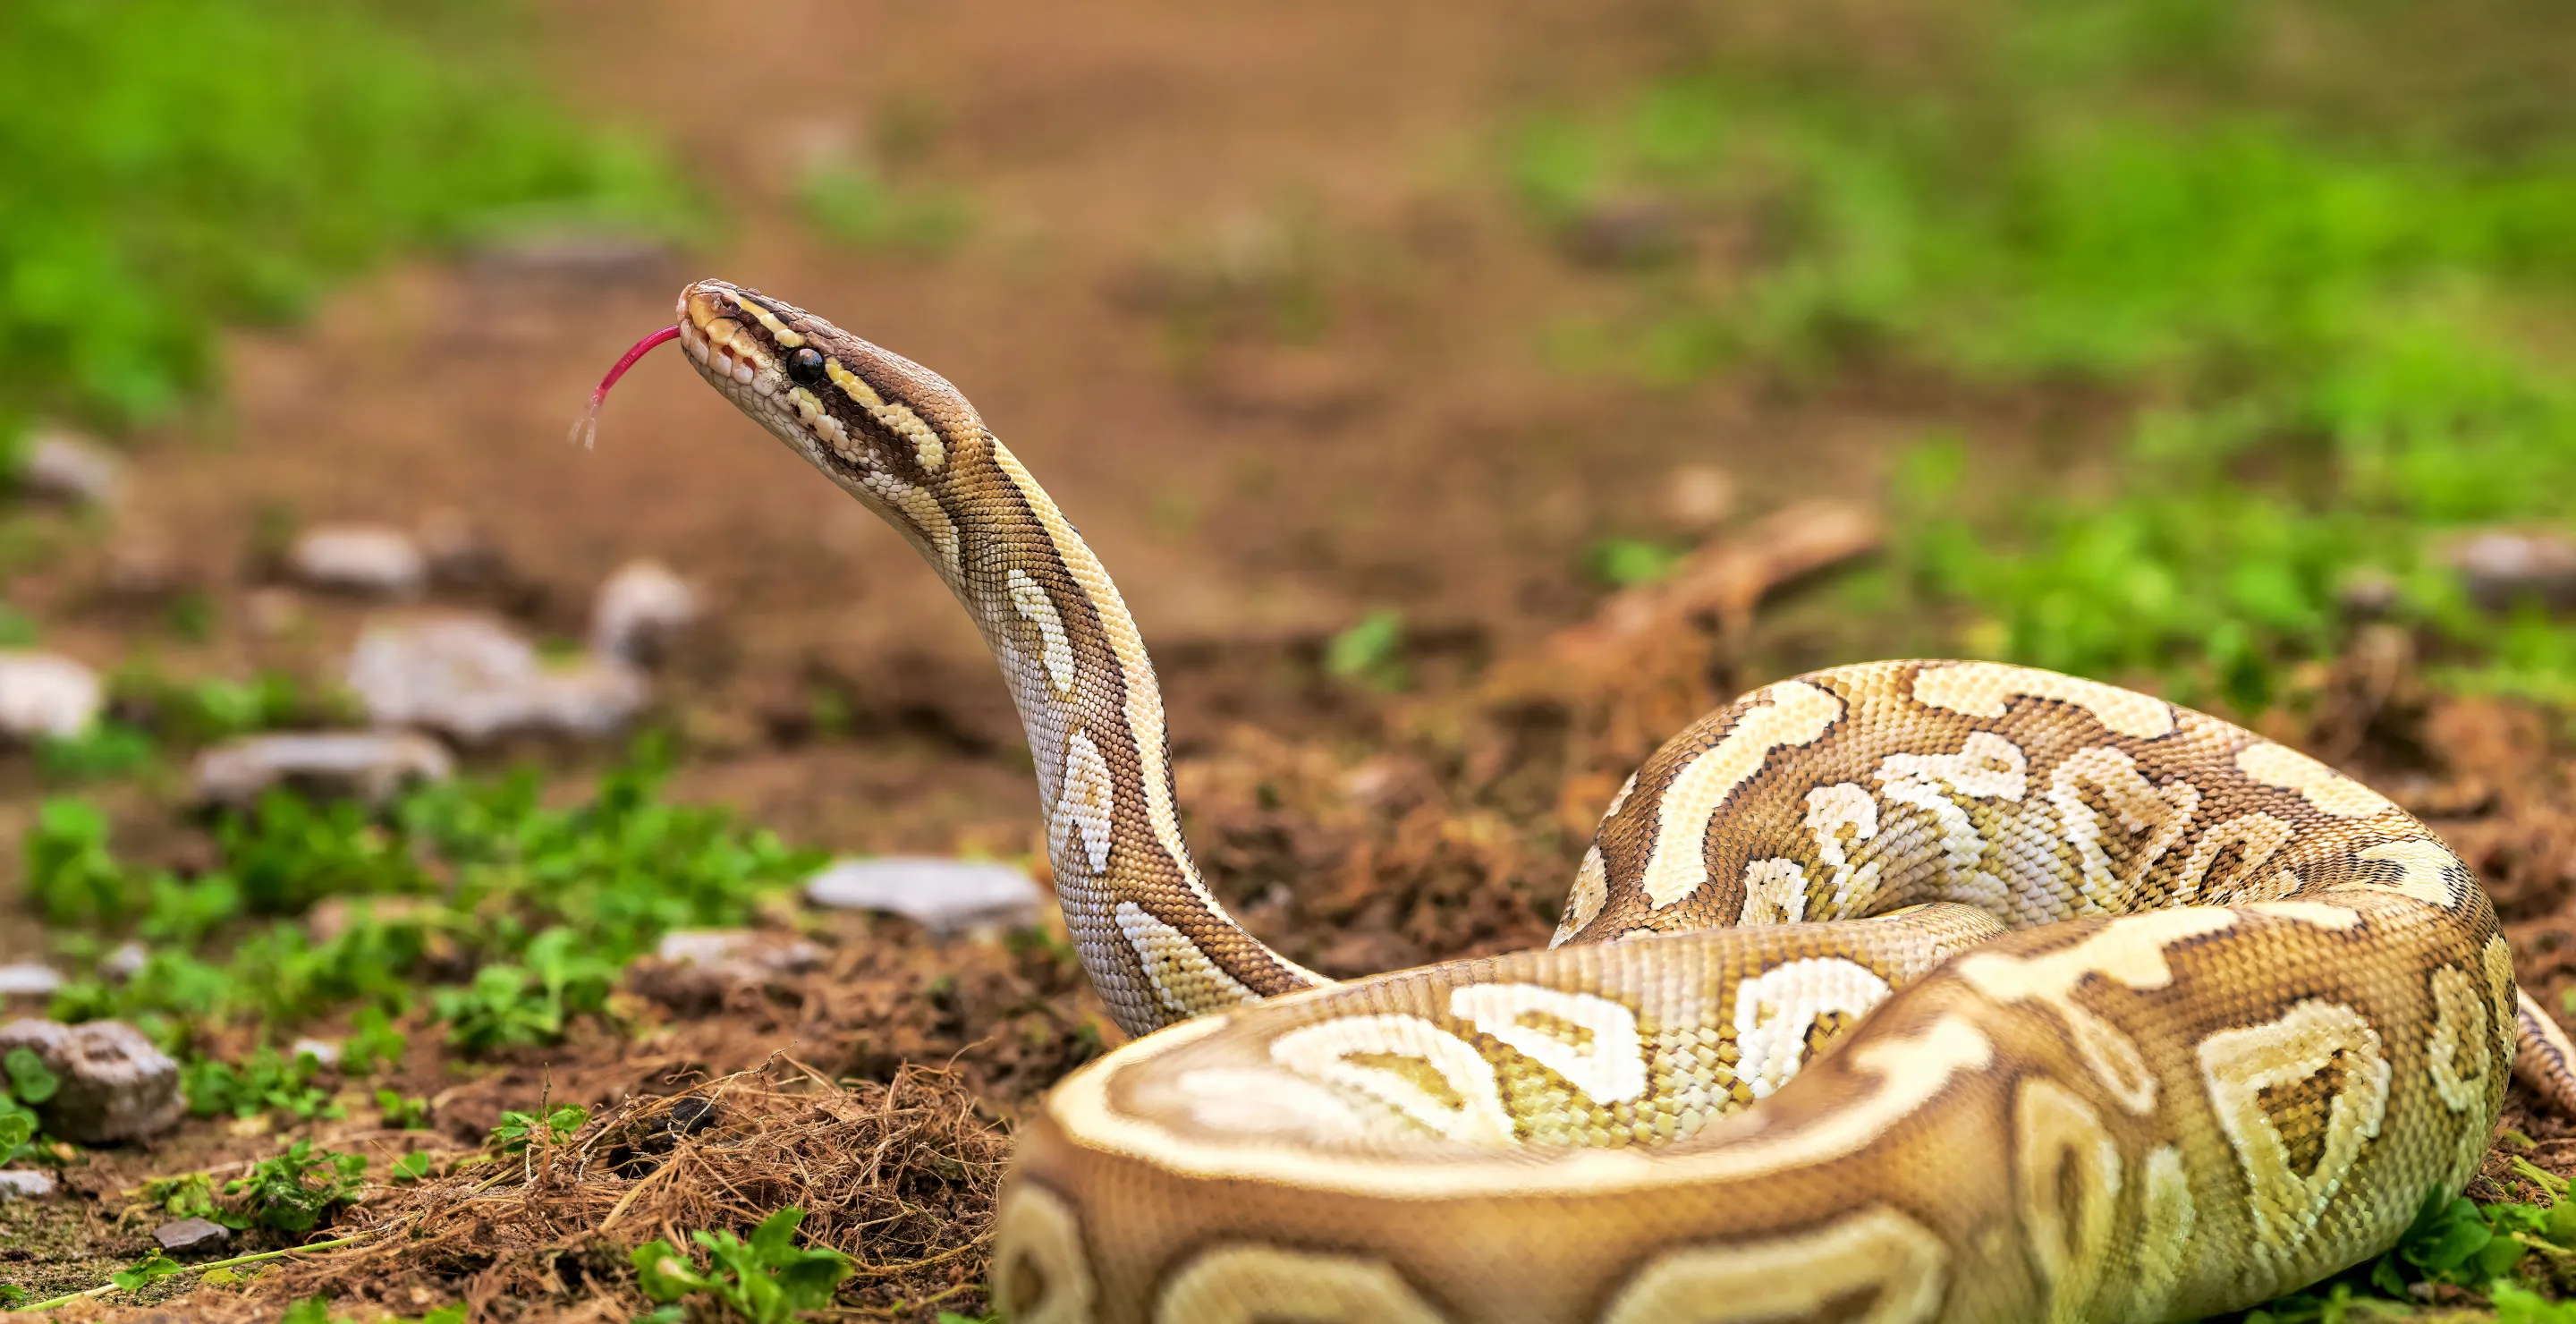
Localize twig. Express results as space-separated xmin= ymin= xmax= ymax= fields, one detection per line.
xmin=597 ymin=1153 xmax=680 ymax=1234
xmin=21 ymin=1234 xmax=370 ymax=1311
xmin=843 ymin=1229 xmax=992 ymax=1280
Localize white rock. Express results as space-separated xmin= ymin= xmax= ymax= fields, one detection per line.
xmin=629 ymin=929 xmax=826 ymax=1008
xmin=0 ymin=1169 xmax=55 ymax=1201
xmin=99 ymin=943 xmax=147 ymax=982
xmin=289 ymin=525 xmax=428 ymax=597
xmin=654 ymin=929 xmax=825 ymax=973
xmin=0 ymin=1019 xmax=185 ymax=1142
xmin=470 ymin=227 xmax=674 ymax=284
xmin=417 ymin=508 xmax=503 ymax=586
xmin=290 ymin=1038 xmax=340 ymax=1068
xmin=0 ymin=652 xmax=100 ymax=740
xmin=2448 ymin=530 xmax=2576 ymax=608
xmin=345 ymin=615 xmax=649 ymax=743
xmin=591 ymin=559 xmax=698 ymax=665
xmin=804 ymin=857 xmax=1045 ymax=936
xmin=152 ymin=1215 xmax=229 ymax=1251
xmin=1663 ymin=463 xmax=1737 ymax=531
xmin=20 ymin=428 xmax=123 ymax=505
xmin=0 ymin=963 xmax=62 ymax=997
xmin=192 ymin=731 xmax=453 ymax=807
xmin=657 ymin=929 xmax=751 ymax=966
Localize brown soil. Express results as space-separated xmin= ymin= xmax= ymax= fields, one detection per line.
xmin=4 ymin=1 xmax=2576 ymax=1321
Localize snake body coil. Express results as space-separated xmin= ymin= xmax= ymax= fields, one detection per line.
xmin=666 ymin=278 xmax=2576 ymax=1323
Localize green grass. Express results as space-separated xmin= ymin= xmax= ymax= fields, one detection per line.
xmin=797 ymin=161 xmax=972 ymax=255
xmin=1518 ymin=0 xmax=2576 ymax=713
xmin=35 ymin=741 xmax=819 ymax=1099
xmin=0 ymin=0 xmax=697 ymax=433
xmin=632 ymin=1207 xmax=855 ymax=1324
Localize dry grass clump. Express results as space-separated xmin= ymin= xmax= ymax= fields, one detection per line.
xmin=283 ymin=1058 xmax=1010 ymax=1321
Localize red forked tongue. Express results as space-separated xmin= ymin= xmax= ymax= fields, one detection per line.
xmin=567 ymin=324 xmax=682 ymax=450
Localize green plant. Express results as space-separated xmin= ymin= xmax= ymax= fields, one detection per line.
xmin=34 ymin=723 xmax=156 ymax=782
xmin=109 ymin=1252 xmax=185 ymax=1293
xmin=402 ymin=741 xmax=824 ymax=967
xmin=377 ymin=1090 xmax=432 ymax=1132
xmin=131 ymin=1170 xmax=239 ymax=1228
xmin=1325 ymin=608 xmax=1408 ymax=692
xmin=341 ymin=1007 xmax=408 ymax=1074
xmin=24 ymin=797 xmax=136 ymax=925
xmin=0 ymin=1109 xmax=35 ymax=1167
xmin=39 ymin=747 xmax=816 ymax=1046
xmin=797 ymin=160 xmax=970 ymax=255
xmin=1520 ymin=1 xmax=2576 ymax=709
xmin=488 ymin=1103 xmax=589 ymax=1156
xmin=4 ymin=1046 xmax=58 ymax=1106
xmin=1588 ymin=539 xmax=1687 ymax=589
xmin=137 ymin=871 xmax=242 ymax=947
xmin=183 ymin=1047 xmax=337 ymax=1121
xmin=224 ymin=1140 xmax=366 ymax=1233
xmin=631 ymin=1207 xmax=855 ymax=1324
xmin=0 ymin=602 xmax=36 ymax=647
xmin=434 ymin=928 xmax=616 ymax=1053
xmin=0 ymin=0 xmax=697 ymax=428
xmin=217 ymin=790 xmax=432 ymax=915
xmin=0 ymin=1042 xmax=53 ymax=1165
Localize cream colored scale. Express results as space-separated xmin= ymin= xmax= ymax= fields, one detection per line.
xmin=656 ymin=277 xmax=2576 ymax=1324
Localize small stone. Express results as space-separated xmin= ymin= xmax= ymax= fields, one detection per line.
xmin=2447 ymin=530 xmax=2576 ymax=609
xmin=344 ymin=615 xmax=649 ymax=743
xmin=2339 ymin=567 xmax=2402 ymax=617
xmin=192 ymin=731 xmax=454 ymax=808
xmin=103 ymin=528 xmax=183 ymax=601
xmin=804 ymin=857 xmax=1044 ymax=936
xmin=289 ymin=525 xmax=428 ymax=597
xmin=417 ymin=508 xmax=504 ymax=588
xmin=1563 ymin=195 xmax=1686 ymax=267
xmin=99 ymin=943 xmax=148 ymax=982
xmin=1662 ymin=463 xmax=1737 ymax=531
xmin=469 ymin=227 xmax=674 ymax=285
xmin=246 ymin=588 xmax=307 ymax=639
xmin=289 ymin=1038 xmax=340 ymax=1068
xmin=0 ymin=651 xmax=102 ymax=740
xmin=654 ymin=929 xmax=824 ymax=973
xmin=1342 ymin=754 xmax=1436 ymax=814
xmin=152 ymin=1216 xmax=231 ymax=1253
xmin=0 ymin=1019 xmax=184 ymax=1143
xmin=629 ymin=930 xmax=826 ymax=1010
xmin=18 ymin=428 xmax=123 ymax=505
xmin=661 ymin=1096 xmax=717 ymax=1140
xmin=0 ymin=963 xmax=62 ymax=997
xmin=0 ymin=1169 xmax=56 ymax=1201
xmin=1199 ymin=347 xmax=1374 ymax=423
xmin=590 ymin=559 xmax=698 ymax=665
xmin=306 ymin=895 xmax=435 ymax=947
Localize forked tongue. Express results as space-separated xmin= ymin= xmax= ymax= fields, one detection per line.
xmin=567 ymin=324 xmax=682 ymax=449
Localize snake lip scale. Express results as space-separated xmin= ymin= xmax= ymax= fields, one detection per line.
xmin=622 ymin=276 xmax=2576 ymax=1324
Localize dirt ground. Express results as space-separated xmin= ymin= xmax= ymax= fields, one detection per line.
xmin=6 ymin=1 xmax=2576 ymax=1320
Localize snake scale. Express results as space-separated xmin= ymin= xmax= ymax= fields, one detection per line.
xmin=614 ymin=277 xmax=2576 ymax=1323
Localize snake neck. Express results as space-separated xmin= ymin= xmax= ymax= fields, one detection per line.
xmin=659 ymin=276 xmax=1322 ymax=1035
xmin=923 ymin=435 xmax=1326 ymax=1034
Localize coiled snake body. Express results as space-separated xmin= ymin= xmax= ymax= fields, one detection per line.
xmin=648 ymin=278 xmax=2576 ymax=1323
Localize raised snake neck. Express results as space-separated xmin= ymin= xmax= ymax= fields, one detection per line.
xmin=663 ymin=277 xmax=2576 ymax=1324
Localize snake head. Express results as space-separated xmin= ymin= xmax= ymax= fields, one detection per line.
xmin=670 ymin=279 xmax=986 ymax=535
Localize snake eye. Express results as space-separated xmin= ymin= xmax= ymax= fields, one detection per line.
xmin=787 ymin=347 xmax=826 ymax=386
